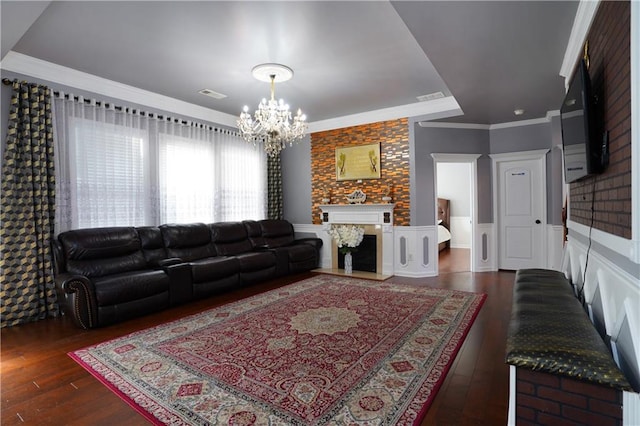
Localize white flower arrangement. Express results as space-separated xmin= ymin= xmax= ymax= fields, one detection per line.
xmin=328 ymin=224 xmax=365 ymax=254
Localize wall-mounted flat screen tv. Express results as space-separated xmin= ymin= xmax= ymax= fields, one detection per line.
xmin=560 ymin=58 xmax=604 ymax=183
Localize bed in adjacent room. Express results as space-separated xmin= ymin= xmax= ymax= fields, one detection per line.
xmin=438 ymin=198 xmax=451 ymax=251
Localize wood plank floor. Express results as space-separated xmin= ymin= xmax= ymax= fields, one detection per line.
xmin=438 ymin=248 xmax=471 ymax=274
xmin=1 ymin=270 xmax=514 ymax=425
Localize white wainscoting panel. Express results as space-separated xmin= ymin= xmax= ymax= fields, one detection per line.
xmin=393 ymin=226 xmax=437 ymax=278
xmin=563 ymin=236 xmax=640 ymax=424
xmin=547 ymin=225 xmax=566 ymax=271
xmin=475 ymin=223 xmax=497 ymax=272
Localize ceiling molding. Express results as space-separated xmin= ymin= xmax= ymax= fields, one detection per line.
xmin=308 ymin=96 xmax=462 ymax=133
xmin=489 ymin=116 xmax=552 ymax=130
xmin=1 ymin=51 xmax=239 ymax=128
xmin=419 ymin=114 xmax=555 ymax=132
xmin=418 ymin=122 xmax=490 ymax=130
xmin=559 ymin=0 xmax=601 ymax=86
xmin=3 ymin=51 xmax=466 ymax=134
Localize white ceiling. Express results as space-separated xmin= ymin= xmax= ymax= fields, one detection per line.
xmin=1 ymin=1 xmax=579 ymax=129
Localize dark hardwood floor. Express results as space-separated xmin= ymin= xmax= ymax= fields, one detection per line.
xmin=1 ymin=271 xmax=514 ymax=425
xmin=438 ymin=248 xmax=471 ymax=274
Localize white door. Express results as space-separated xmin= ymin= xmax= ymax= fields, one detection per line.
xmin=497 ymin=156 xmax=546 ymax=270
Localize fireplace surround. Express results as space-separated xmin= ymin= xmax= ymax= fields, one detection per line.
xmin=319 ymin=204 xmax=395 ymax=276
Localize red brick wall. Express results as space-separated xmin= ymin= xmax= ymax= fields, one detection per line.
xmin=568 ymin=1 xmax=631 ymax=239
xmin=310 ymin=119 xmax=410 ymax=225
xmin=516 ymin=369 xmax=623 ymax=426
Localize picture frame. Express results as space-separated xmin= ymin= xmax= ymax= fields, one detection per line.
xmin=335 ymin=143 xmax=381 ymax=181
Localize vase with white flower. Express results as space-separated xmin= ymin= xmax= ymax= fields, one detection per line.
xmin=328 ymin=224 xmax=365 ymax=274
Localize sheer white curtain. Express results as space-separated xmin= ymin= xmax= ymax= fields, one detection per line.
xmin=53 ymin=96 xmax=154 ymax=231
xmin=53 ymin=94 xmax=267 ymax=233
xmin=156 ymin=121 xmax=267 ymax=223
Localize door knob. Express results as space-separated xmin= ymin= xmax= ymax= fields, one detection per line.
xmin=535 ymin=219 xmax=541 ymax=224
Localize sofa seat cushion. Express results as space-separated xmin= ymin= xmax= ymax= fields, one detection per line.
xmin=190 ymin=256 xmax=240 ymax=283
xmin=94 ymin=270 xmax=170 ymax=306
xmin=235 ymin=251 xmax=276 ymax=272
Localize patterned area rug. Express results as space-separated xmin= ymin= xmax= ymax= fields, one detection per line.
xmin=70 ymin=276 xmax=485 ymax=425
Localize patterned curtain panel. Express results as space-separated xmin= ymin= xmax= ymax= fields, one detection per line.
xmin=1 ymin=80 xmax=58 ymax=327
xmin=267 ymin=154 xmax=283 ymax=220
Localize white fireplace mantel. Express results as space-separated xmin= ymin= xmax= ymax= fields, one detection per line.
xmin=319 ymin=203 xmax=395 ymax=228
xmin=319 ymin=204 xmax=395 ymax=276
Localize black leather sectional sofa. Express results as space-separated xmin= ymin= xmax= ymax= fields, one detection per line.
xmin=52 ymin=219 xmax=322 ymax=329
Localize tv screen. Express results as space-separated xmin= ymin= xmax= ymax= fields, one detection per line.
xmin=560 ymin=59 xmax=599 ymax=183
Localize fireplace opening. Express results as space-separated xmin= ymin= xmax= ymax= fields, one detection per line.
xmin=338 ymin=234 xmax=377 ymax=273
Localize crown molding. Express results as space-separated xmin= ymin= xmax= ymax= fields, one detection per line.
xmin=418 ymin=113 xmax=555 ymax=131
xmin=0 ymin=51 xmax=239 ymax=128
xmin=489 ymin=116 xmax=552 ymax=130
xmin=559 ymin=0 xmax=601 ymax=85
xmin=3 ymin=51 xmax=466 ymax=134
xmin=308 ymin=96 xmax=462 ymax=133
xmin=418 ymin=122 xmax=490 ymax=130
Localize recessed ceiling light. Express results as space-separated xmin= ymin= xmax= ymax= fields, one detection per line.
xmin=514 ymin=109 xmax=525 ymax=116
xmin=417 ymin=91 xmax=445 ymax=102
xmin=198 ymin=88 xmax=227 ymax=99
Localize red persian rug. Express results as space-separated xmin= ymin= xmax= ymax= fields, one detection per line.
xmin=70 ymin=275 xmax=485 ymax=425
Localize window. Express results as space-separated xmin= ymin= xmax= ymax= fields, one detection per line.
xmin=69 ymin=118 xmax=150 ymax=228
xmin=159 ymin=133 xmax=216 ymax=223
xmin=54 ymin=96 xmax=268 ymax=232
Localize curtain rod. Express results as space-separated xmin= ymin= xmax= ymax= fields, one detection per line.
xmin=2 ymin=78 xmax=237 ymax=134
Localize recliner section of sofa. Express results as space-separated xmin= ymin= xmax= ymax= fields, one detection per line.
xmin=210 ymin=222 xmax=277 ymax=285
xmin=159 ymin=222 xmax=241 ymax=300
xmin=52 ymin=220 xmax=322 ymax=329
xmin=244 ymin=220 xmax=322 ymax=276
xmin=53 ymin=227 xmax=171 ymax=329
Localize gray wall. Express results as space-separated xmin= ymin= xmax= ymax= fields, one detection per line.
xmin=412 ymin=125 xmax=492 ymax=226
xmin=489 ymin=120 xmax=564 ymax=225
xmin=489 ymin=122 xmax=551 ymax=154
xmin=281 ymin=134 xmax=313 ymax=224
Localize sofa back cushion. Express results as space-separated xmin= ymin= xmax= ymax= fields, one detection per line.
xmin=137 ymin=226 xmax=166 ymax=264
xmin=259 ymin=219 xmax=295 ymax=248
xmin=210 ymin=222 xmax=253 ymax=256
xmin=58 ymin=227 xmax=147 ymax=278
xmin=160 ymin=223 xmax=216 ymax=261
xmin=242 ymin=220 xmax=266 ymax=248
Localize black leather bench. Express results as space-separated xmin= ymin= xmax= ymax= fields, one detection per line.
xmin=506 ymin=268 xmax=631 ymax=390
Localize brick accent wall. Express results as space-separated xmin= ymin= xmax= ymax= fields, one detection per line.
xmin=568 ymin=1 xmax=631 ymax=239
xmin=516 ymin=368 xmax=623 ymax=426
xmin=310 ymin=119 xmax=410 ymax=225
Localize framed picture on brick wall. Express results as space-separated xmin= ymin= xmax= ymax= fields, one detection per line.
xmin=335 ymin=143 xmax=381 ymax=181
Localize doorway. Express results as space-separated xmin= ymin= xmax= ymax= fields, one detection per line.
xmin=431 ymin=153 xmax=481 ymax=274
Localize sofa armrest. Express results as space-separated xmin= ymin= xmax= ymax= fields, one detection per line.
xmin=294 ymin=238 xmax=323 ymax=251
xmin=157 ymin=261 xmax=193 ymax=306
xmin=156 ymin=257 xmax=184 ymax=268
xmin=54 ymin=273 xmax=98 ymax=330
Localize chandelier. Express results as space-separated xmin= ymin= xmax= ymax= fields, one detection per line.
xmin=237 ymin=64 xmax=307 ymax=157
